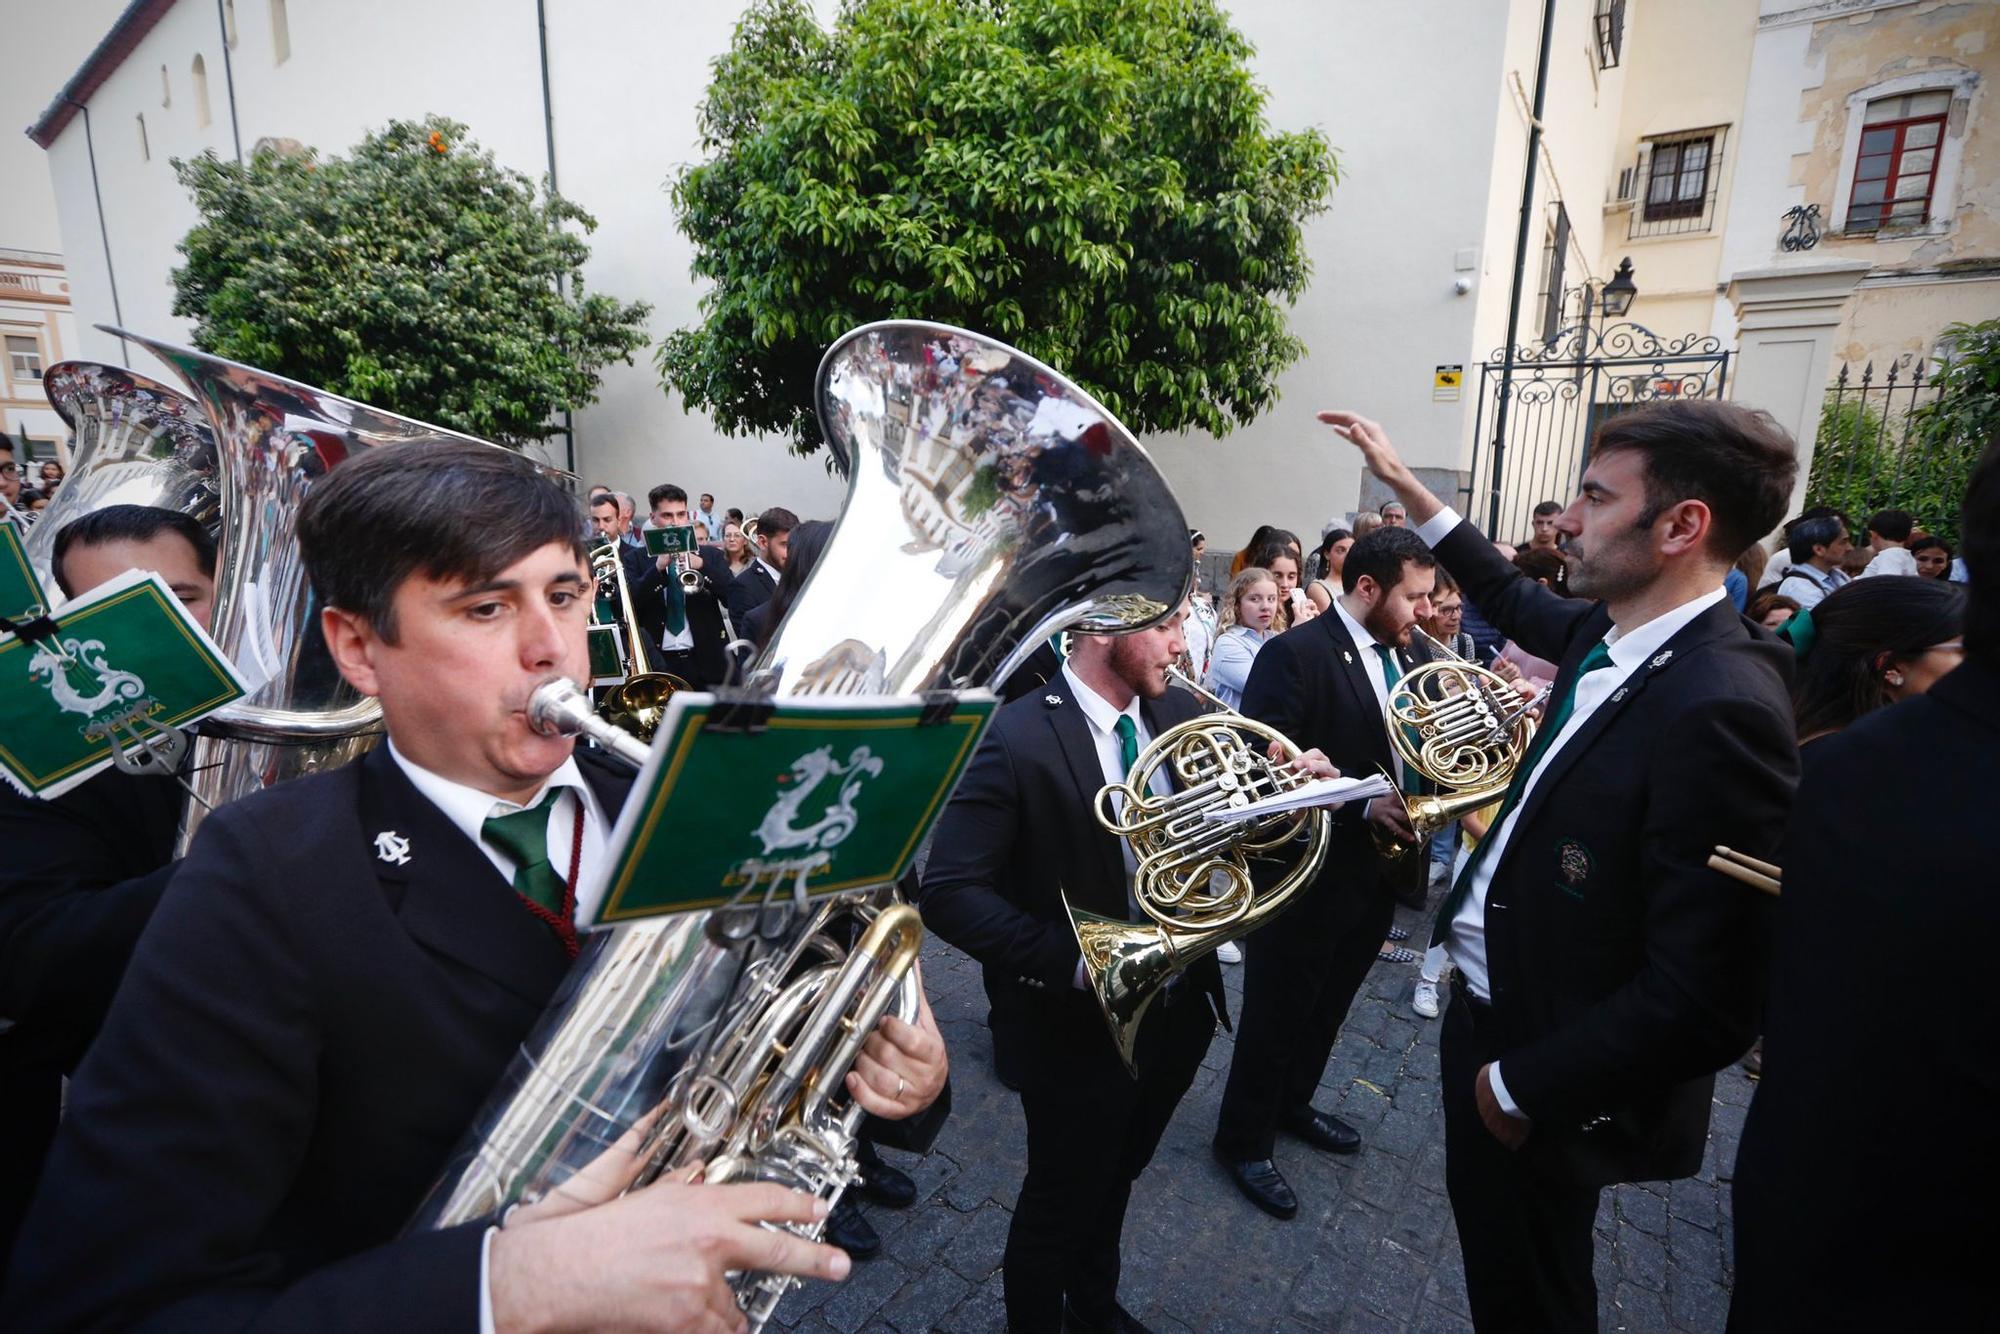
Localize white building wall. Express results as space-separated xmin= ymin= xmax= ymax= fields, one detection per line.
xmin=34 ymin=0 xmax=1533 ymax=547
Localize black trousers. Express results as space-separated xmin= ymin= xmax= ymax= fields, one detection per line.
xmin=1441 ymin=986 xmax=1600 ymax=1334
xmin=1000 ymin=980 xmax=1215 ymax=1332
xmin=0 ymin=1067 xmax=60 ymax=1285
xmin=1213 ymin=849 xmax=1391 ymax=1162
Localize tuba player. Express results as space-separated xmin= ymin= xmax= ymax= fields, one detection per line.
xmin=3 ymin=442 xmax=949 ymax=1333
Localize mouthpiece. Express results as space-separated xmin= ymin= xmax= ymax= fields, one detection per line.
xmin=526 ymin=678 xmax=651 ymax=768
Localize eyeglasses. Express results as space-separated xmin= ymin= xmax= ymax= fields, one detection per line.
xmin=0 ymin=463 xmax=19 ymax=477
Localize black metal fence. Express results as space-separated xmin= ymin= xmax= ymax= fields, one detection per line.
xmin=1811 ymin=358 xmax=1983 ymax=544
xmin=1465 ymin=322 xmax=1731 ymax=542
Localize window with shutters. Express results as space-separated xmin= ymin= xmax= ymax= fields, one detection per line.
xmin=1844 ymin=92 xmax=1949 ymax=232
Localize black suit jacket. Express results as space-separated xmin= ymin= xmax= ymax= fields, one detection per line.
xmin=632 ymin=542 xmax=751 ymax=687
xmin=917 ymin=681 xmax=1225 ymax=1057
xmin=736 ymin=561 xmax=778 ymax=613
xmin=1432 ymin=519 xmax=1796 ymax=1186
xmin=0 ymin=768 xmax=182 ymax=1072
xmin=3 ymin=747 xmax=634 ymax=1332
xmin=1238 ymin=606 xmax=1432 ymax=903
xmin=1729 ymin=660 xmax=2000 ymax=1329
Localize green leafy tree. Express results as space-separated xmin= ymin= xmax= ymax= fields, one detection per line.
xmin=1808 ymin=319 xmax=1999 ymax=546
xmin=172 ymin=116 xmax=650 ymax=446
xmin=659 ymin=0 xmax=1338 ymax=457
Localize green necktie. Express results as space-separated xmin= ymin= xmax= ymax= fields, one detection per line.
xmin=481 ymin=789 xmax=567 ymax=914
xmin=1434 ymin=638 xmax=1616 ymax=935
xmin=1113 ymin=713 xmax=1140 ymax=777
xmin=663 ymin=577 xmax=687 ymax=637
xmin=1373 ymin=644 xmax=1421 ymax=796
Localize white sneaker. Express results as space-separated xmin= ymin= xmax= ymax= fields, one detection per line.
xmin=1412 ymin=977 xmax=1440 ymax=1019
xmin=1217 ymin=941 xmax=1243 ymax=964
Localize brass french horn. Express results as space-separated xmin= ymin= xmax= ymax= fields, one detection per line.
xmin=1070 ymin=668 xmax=1331 ymax=1076
xmin=1371 ymin=626 xmax=1542 ymax=861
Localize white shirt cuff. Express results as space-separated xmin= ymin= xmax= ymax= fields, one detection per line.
xmin=1489 ymin=1061 xmax=1527 ymax=1120
xmin=1416 ymin=507 xmax=1464 ymax=548
xmin=474 ymin=1232 xmax=494 ymax=1334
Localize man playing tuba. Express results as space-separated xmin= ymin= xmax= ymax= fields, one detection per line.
xmin=3 ymin=442 xmax=949 ymax=1333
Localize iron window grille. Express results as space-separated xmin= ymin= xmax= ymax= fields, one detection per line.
xmin=1594 ymin=0 xmax=1625 ymax=70
xmin=1629 ymin=128 xmax=1727 ymax=238
xmin=1845 ymin=92 xmax=1949 ymax=232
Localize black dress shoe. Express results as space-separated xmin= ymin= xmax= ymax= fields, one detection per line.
xmin=1062 ymin=1297 xmax=1154 ymax=1333
xmin=1213 ymin=1150 xmax=1298 ymax=1220
xmin=825 ymin=1196 xmax=881 ymax=1260
xmin=1282 ymin=1105 xmax=1362 ymax=1155
xmin=854 ymin=1149 xmax=917 ymax=1208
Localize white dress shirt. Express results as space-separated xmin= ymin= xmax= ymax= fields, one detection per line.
xmin=1330 ymin=597 xmax=1409 ymax=790
xmin=1061 ymin=661 xmax=1173 ymax=987
xmin=1417 ymin=506 xmax=1726 ymax=1118
xmin=385 ymin=742 xmax=614 ymax=1334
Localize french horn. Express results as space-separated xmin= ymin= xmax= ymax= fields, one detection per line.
xmin=1071 ymin=667 xmax=1331 ymax=1075
xmin=410 ymin=320 xmax=1192 ymax=1330
xmin=1371 ymin=626 xmax=1542 ymax=861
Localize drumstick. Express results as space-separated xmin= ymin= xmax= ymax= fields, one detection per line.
xmin=1707 ymin=846 xmax=1781 ymax=896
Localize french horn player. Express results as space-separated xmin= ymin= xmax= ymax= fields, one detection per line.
xmin=918 ymin=609 xmax=1342 ymax=1334
xmin=4 ymin=439 xmax=947 ymax=1334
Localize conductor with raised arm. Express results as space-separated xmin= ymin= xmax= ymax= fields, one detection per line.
xmin=4 ymin=442 xmax=948 ymax=1333
xmin=1324 ymin=403 xmax=1798 ymax=1333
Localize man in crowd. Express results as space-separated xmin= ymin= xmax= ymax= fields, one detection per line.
xmin=1328 ymin=400 xmax=1797 ymax=1333
xmin=613 ymin=491 xmax=644 ymax=549
xmin=4 ymin=442 xmax=949 ymax=1331
xmin=1527 ymin=500 xmax=1563 ymax=553
xmin=0 ymin=505 xmax=216 ymax=1270
xmin=1859 ymin=507 xmax=1918 ymax=578
xmin=1775 ymin=513 xmax=1851 ymax=610
xmin=1380 ymin=500 xmax=1408 ymax=528
xmin=1730 ymin=442 xmax=1996 ymax=1330
xmin=693 ymin=493 xmax=720 ymax=540
xmin=0 ymin=440 xmax=24 ymax=526
xmin=922 ymin=604 xmax=1306 ymax=1333
xmin=587 ymin=492 xmax=649 ymax=589
xmin=1212 ymin=527 xmax=1437 ymax=1219
xmin=735 ymin=505 xmax=798 ymax=614
xmin=632 ymin=482 xmax=750 ymax=687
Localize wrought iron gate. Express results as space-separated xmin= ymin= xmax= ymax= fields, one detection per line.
xmin=1463 ymin=322 xmax=1730 ymax=542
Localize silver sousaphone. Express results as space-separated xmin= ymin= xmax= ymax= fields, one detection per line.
xmin=64 ymin=327 xmax=558 ymax=846
xmin=411 ymin=321 xmax=1194 ymax=1329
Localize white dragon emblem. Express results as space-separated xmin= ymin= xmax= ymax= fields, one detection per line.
xmin=754 ymin=744 xmax=885 ymax=857
xmin=26 ymin=638 xmax=147 ymax=719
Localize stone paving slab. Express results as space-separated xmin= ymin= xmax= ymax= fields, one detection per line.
xmin=777 ymin=894 xmax=1749 ymax=1332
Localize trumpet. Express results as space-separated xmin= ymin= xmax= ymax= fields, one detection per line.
xmin=589 ymin=540 xmax=691 ymax=741
xmin=1371 ymin=626 xmax=1543 ymax=862
xmin=1069 ymin=667 xmax=1331 ymax=1075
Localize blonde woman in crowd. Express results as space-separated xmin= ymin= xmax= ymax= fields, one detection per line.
xmin=1204 ymin=567 xmax=1282 ymax=710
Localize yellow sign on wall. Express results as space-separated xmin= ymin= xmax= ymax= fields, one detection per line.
xmin=1433 ymin=365 xmax=1464 ymax=402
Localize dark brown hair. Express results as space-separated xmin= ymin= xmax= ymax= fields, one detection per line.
xmin=1590 ymin=400 xmax=1798 ymax=560
xmin=297 ymin=441 xmax=584 ymax=641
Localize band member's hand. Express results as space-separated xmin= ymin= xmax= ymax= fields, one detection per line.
xmin=506 ymin=1104 xmax=671 ymax=1225
xmin=847 ymin=967 xmax=949 ymax=1118
xmin=1365 ymin=794 xmax=1415 ymax=843
xmin=1475 ymin=1063 xmax=1531 ymax=1150
xmin=1512 ymin=678 xmax=1542 ymax=705
xmin=490 ymin=1179 xmax=849 ymax=1333
xmin=1491 ymin=658 xmax=1522 ymax=683
xmin=1318 ymin=411 xmax=1444 ymax=525
xmin=1272 ymin=744 xmax=1338 ymax=782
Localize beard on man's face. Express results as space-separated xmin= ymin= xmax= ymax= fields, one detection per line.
xmin=1566 ymin=519 xmax=1658 ymax=601
xmin=1362 ymin=597 xmax=1412 ymax=648
xmin=1109 ymin=634 xmax=1171 ymax=699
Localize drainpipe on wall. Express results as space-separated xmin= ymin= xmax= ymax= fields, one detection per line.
xmin=72 ymin=99 xmax=130 ymax=366
xmin=1486 ymin=0 xmax=1558 ymax=539
xmin=537 ymin=0 xmax=576 ymax=479
xmin=216 ymin=0 xmax=243 ymax=164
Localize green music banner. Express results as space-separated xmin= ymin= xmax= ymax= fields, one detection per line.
xmin=0 ymin=523 xmax=45 ymax=619
xmin=0 ymin=570 xmax=247 ymax=798
xmin=644 ymin=525 xmax=697 ymax=557
xmin=590 ymin=691 xmax=997 ymax=924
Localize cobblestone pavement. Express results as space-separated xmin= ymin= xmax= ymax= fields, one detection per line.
xmin=775 ymin=895 xmax=1753 ymax=1333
